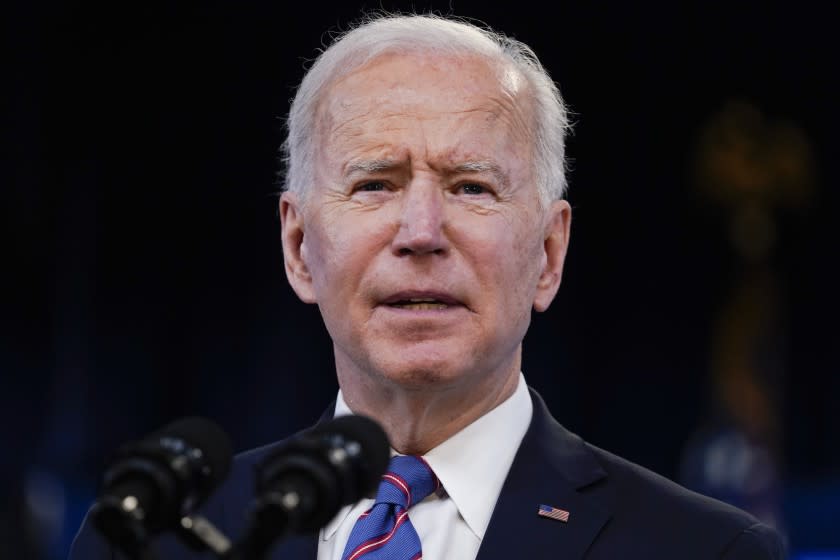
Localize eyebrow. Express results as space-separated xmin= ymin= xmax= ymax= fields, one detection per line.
xmin=450 ymin=160 xmax=509 ymax=189
xmin=343 ymin=159 xmax=401 ymax=178
xmin=342 ymin=158 xmax=510 ymax=188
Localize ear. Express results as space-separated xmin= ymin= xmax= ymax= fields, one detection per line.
xmin=280 ymin=191 xmax=317 ymax=304
xmin=533 ymin=199 xmax=572 ymax=312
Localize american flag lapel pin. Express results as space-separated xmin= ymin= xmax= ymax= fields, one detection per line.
xmin=537 ymin=504 xmax=570 ymax=523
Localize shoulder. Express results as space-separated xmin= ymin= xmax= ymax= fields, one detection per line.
xmin=587 ymin=440 xmax=755 ymax=525
xmin=523 ymin=388 xmax=784 ymax=558
xmin=581 ymin=441 xmax=785 ymax=559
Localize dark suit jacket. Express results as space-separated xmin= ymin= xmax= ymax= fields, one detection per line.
xmin=70 ymin=389 xmax=784 ymax=559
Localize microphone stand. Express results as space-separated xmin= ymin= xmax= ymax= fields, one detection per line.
xmin=169 ymin=510 xmax=280 ymax=560
xmin=221 ymin=488 xmax=304 ymax=560
xmin=174 ymin=488 xmax=305 ymax=560
xmin=176 ymin=514 xmax=233 ymax=557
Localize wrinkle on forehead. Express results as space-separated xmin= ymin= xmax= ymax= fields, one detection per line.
xmin=316 ymin=52 xmax=535 ymax=149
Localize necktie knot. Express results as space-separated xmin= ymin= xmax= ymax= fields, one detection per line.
xmin=341 ymin=455 xmax=437 ymax=560
xmin=374 ymin=455 xmax=439 ymax=509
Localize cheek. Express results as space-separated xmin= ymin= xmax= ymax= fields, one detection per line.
xmin=466 ymin=223 xmax=533 ymax=298
xmin=302 ymin=221 xmax=344 ymax=297
xmin=490 ymin=221 xmax=543 ymax=310
xmin=307 ymin=213 xmax=393 ymax=296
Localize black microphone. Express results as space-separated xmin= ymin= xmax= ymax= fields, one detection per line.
xmin=90 ymin=417 xmax=233 ymax=558
xmin=230 ymin=415 xmax=390 ymax=559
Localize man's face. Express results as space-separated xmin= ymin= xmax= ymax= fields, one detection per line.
xmin=282 ymin=52 xmax=570 ymax=392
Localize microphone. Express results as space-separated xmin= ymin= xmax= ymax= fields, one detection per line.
xmin=90 ymin=417 xmax=233 ymax=558
xmin=230 ymin=415 xmax=389 ymax=559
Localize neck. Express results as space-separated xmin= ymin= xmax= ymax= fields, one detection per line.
xmin=335 ymin=348 xmax=522 ymax=455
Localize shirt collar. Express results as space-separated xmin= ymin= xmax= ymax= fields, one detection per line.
xmin=323 ymin=373 xmax=532 ymax=541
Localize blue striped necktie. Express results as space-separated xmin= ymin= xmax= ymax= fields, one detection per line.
xmin=341 ymin=455 xmax=440 ymax=560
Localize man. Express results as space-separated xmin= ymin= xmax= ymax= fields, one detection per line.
xmin=71 ymin=14 xmax=784 ymax=560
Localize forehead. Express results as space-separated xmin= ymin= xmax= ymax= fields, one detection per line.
xmin=328 ymin=50 xmax=522 ymax=98
xmin=314 ymin=52 xmax=535 ymax=167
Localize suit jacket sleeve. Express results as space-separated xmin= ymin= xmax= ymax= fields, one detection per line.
xmin=720 ymin=522 xmax=786 ymax=560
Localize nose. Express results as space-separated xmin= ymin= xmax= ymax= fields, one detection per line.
xmin=391 ymin=183 xmax=450 ymax=256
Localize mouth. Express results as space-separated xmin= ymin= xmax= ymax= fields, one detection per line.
xmin=388 ymin=299 xmax=450 ymax=310
xmin=380 ymin=292 xmax=463 ymax=311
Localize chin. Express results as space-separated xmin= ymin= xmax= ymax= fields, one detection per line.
xmin=372 ymin=353 xmax=474 ymax=391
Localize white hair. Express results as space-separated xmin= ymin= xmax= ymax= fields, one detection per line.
xmin=281 ymin=14 xmax=571 ymax=205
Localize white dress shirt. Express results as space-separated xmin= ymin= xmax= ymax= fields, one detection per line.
xmin=317 ymin=373 xmax=533 ymax=560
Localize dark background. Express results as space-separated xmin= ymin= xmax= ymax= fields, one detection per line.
xmin=4 ymin=1 xmax=838 ymax=558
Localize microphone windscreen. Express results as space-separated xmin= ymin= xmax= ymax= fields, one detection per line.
xmin=148 ymin=416 xmax=233 ymax=487
xmin=313 ymin=414 xmax=390 ymax=492
xmin=93 ymin=416 xmax=234 ymax=550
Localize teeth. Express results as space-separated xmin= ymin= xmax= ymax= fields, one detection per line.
xmin=396 ymin=302 xmax=448 ymax=310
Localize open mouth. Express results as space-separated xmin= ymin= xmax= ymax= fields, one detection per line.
xmin=387 ymin=298 xmax=451 ymax=310
xmin=381 ymin=291 xmax=462 ymax=311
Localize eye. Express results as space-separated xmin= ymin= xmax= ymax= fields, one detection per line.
xmin=458 ymin=183 xmax=490 ymax=196
xmin=355 ymin=181 xmax=387 ymax=192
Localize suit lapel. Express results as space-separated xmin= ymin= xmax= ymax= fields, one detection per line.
xmin=476 ymin=389 xmax=612 ymax=560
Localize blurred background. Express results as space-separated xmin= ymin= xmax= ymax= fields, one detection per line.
xmin=3 ymin=1 xmax=838 ymax=558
